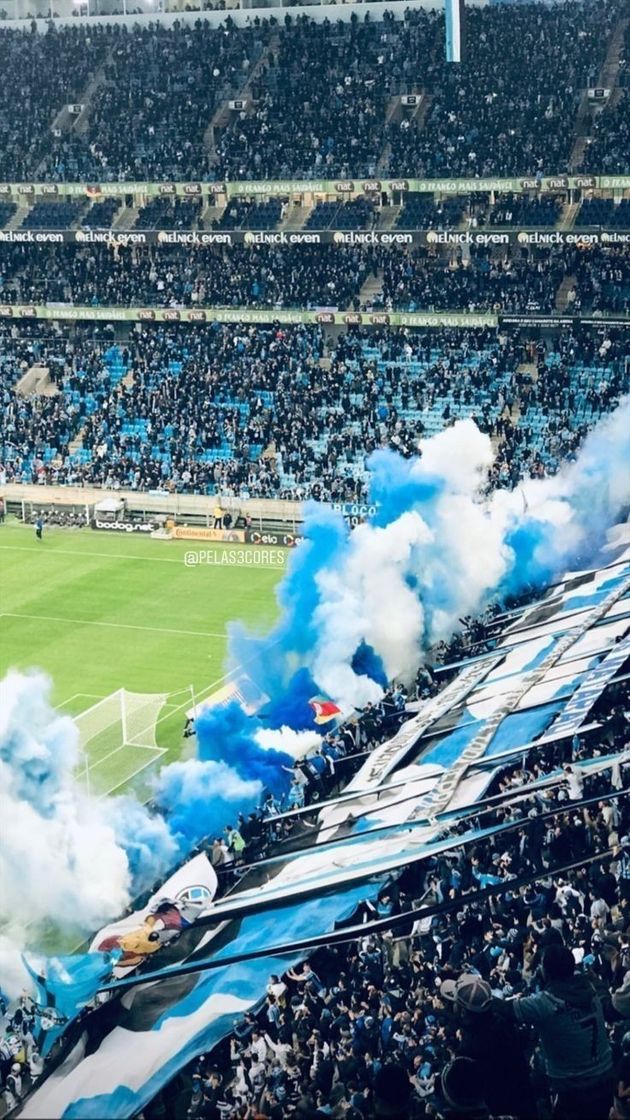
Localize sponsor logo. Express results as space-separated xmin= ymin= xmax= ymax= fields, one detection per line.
xmin=389 ymin=180 xmax=410 ymax=192
xmin=332 ymin=230 xmax=413 ymax=245
xmin=74 ymin=229 xmax=149 ymax=245
xmin=0 ymin=305 xmax=14 ymax=316
xmin=246 ymin=530 xmax=304 ymax=547
xmin=335 ymin=181 xmax=354 ymax=193
xmin=182 ymin=183 xmax=202 ymax=195
xmin=544 ymin=177 xmax=569 ymax=189
xmin=176 ymin=884 xmax=214 ymax=906
xmin=316 ymin=312 xmax=336 ymax=324
xmin=138 ymin=309 xmax=157 ymax=321
xmin=163 ymin=309 xmax=181 ymax=321
xmin=521 ymin=178 xmax=541 ymax=190
xmin=17 ymin=184 xmax=35 ymax=194
xmin=516 ymin=231 xmax=600 ymax=245
xmin=158 ymin=183 xmax=177 ymax=195
xmin=362 ymin=180 xmax=382 ymax=193
xmin=0 ymin=230 xmax=64 ymax=243
xmin=243 ymin=230 xmax=321 ymax=245
xmin=188 ymin=310 xmax=208 ymax=321
xmin=426 ymin=230 xmax=509 ymax=245
xmin=370 ymin=313 xmax=390 ymax=325
xmin=600 ymin=231 xmax=630 ymax=243
xmin=92 ymin=519 xmax=157 ymax=533
xmin=573 ymin=176 xmax=596 ymax=188
xmin=40 ymin=184 xmax=59 ymax=195
xmin=344 ymin=312 xmax=363 ymax=325
xmin=19 ymin=306 xmax=37 ymax=316
xmin=0 ymin=184 xmax=12 ymax=195
xmin=172 ymin=526 xmax=246 ymax=543
xmin=156 ymin=230 xmax=233 ymax=245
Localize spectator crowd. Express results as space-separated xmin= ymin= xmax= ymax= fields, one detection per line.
xmin=1 ymin=320 xmax=628 ymax=501
xmin=0 ymin=1 xmax=626 ymax=183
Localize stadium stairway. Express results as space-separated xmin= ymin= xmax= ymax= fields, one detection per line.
xmin=377 ymin=205 xmax=402 ymax=230
xmin=559 ymin=200 xmax=580 ymax=229
xmin=33 ymin=43 xmax=115 ymax=180
xmin=280 ymin=204 xmax=311 ymax=231
xmin=569 ymin=14 xmax=628 ymax=170
xmin=357 ymin=269 xmax=385 ymax=309
xmin=15 ymin=365 xmax=59 ymax=398
xmin=555 ymin=274 xmax=577 ymax=311
xmin=204 ymin=33 xmax=281 ymax=168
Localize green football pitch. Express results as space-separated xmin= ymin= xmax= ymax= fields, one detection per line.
xmin=0 ymin=518 xmax=283 ymax=797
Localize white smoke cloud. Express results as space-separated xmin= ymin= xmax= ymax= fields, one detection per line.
xmin=0 ymin=670 xmax=177 ymax=990
xmin=293 ymin=399 xmax=630 ymax=710
xmin=254 ymin=726 xmax=322 ymax=759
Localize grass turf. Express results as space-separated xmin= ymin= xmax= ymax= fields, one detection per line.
xmin=0 ymin=518 xmax=283 ymax=794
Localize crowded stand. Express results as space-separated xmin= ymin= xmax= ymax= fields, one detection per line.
xmin=173 ymin=687 xmax=629 ymax=1120
xmin=580 ymin=23 xmax=629 ymax=174
xmin=566 ymin=246 xmax=630 ymax=315
xmin=0 ymin=2 xmax=629 ymax=1117
xmin=2 ymin=243 xmax=630 ymax=316
xmin=39 ymin=22 xmax=274 ymax=183
xmin=1 ymin=321 xmax=628 ymax=500
xmin=134 ymin=197 xmax=204 ymax=231
xmin=0 ymin=243 xmax=371 ymax=309
xmin=0 ymin=2 xmax=623 ymax=183
xmin=369 ymin=249 xmax=567 ymax=314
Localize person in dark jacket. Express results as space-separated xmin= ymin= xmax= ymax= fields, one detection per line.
xmin=499 ymin=944 xmax=613 ymax=1119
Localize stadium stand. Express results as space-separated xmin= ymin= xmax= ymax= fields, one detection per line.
xmin=2 ymin=243 xmax=630 ymax=315
xmin=217 ymin=198 xmax=284 ymax=230
xmin=20 ymin=200 xmax=86 ymax=230
xmin=134 ymin=196 xmax=204 ymax=230
xmin=0 ymin=3 xmax=624 ymax=182
xmin=172 ymin=680 xmax=628 ymax=1120
xmin=80 ymin=197 xmax=123 ymax=228
xmin=2 ymin=322 xmax=627 ymax=500
xmin=0 ymin=3 xmax=629 ymax=1117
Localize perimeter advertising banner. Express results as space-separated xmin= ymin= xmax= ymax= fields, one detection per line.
xmin=170 ymin=526 xmax=246 ymax=542
xmin=0 ymin=174 xmax=627 ymax=199
xmin=0 ymin=303 xmax=627 ymax=329
xmin=0 ymin=228 xmax=627 ymax=247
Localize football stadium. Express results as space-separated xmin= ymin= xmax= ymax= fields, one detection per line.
xmin=0 ymin=1 xmax=629 ymax=1119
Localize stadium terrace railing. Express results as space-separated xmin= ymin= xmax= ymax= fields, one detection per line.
xmin=0 ymin=303 xmax=629 ymax=329
xmin=0 ymin=175 xmax=629 ymax=201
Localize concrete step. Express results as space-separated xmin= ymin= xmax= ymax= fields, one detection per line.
xmin=377 ymin=205 xmax=401 ymax=230
xmin=204 ymin=34 xmax=280 ymax=162
xmin=357 ymin=269 xmax=384 ymax=309
xmin=15 ymin=365 xmax=59 ymax=397
xmin=560 ymin=201 xmax=580 ymax=230
xmin=281 ymin=205 xmax=311 ymax=231
xmin=115 ymin=206 xmax=139 ymax=230
xmin=68 ymin=429 xmax=85 ymax=454
xmin=555 ymin=274 xmax=576 ymax=312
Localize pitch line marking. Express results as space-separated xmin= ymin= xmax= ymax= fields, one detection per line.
xmin=0 ymin=544 xmax=286 ymax=569
xmin=3 ymin=611 xmax=228 ymax=640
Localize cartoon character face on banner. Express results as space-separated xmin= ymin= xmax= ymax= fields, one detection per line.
xmin=94 ymin=901 xmax=187 ymax=969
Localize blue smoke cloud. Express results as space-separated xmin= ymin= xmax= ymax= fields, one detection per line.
xmin=153 ymin=757 xmax=263 ymax=846
xmin=260 ymin=667 xmax=320 ymax=731
xmin=153 ymin=701 xmax=295 ymax=846
xmin=228 ymin=502 xmax=348 ymax=701
xmin=501 ymin=519 xmax=558 ymax=598
xmin=367 ymin=448 xmax=444 ymax=527
xmin=351 ymin=641 xmax=388 ymax=688
xmin=196 ymin=701 xmax=292 ymax=796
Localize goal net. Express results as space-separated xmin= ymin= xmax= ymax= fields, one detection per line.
xmin=74 ymin=689 xmax=170 ymax=797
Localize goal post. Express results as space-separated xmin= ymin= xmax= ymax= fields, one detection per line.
xmin=73 ymin=688 xmax=172 ymax=797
